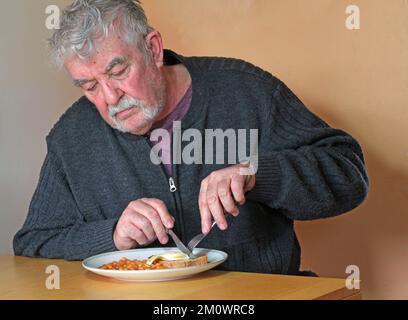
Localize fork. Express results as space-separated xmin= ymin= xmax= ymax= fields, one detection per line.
xmin=187 ymin=221 xmax=217 ymax=252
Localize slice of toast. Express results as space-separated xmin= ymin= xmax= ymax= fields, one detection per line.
xmin=159 ymin=254 xmax=208 ymax=268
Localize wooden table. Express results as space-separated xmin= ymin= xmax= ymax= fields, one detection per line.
xmin=0 ymin=256 xmax=361 ymax=300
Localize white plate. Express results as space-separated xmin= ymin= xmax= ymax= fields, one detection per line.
xmin=82 ymin=247 xmax=228 ymax=282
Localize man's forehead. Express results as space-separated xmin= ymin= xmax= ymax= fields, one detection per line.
xmin=69 ymin=54 xmax=126 ymax=69
xmin=65 ymin=35 xmax=140 ymax=77
xmin=66 ymin=52 xmax=126 ymax=74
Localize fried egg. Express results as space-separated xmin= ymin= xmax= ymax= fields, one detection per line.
xmin=146 ymin=251 xmax=190 ymax=266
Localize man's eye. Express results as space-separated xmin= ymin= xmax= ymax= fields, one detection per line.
xmin=111 ymin=67 xmax=128 ymax=78
xmin=85 ymin=84 xmax=97 ymax=92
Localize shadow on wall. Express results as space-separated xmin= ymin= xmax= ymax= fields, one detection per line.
xmin=296 ymin=109 xmax=408 ymax=300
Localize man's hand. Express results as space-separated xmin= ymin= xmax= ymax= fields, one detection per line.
xmin=198 ymin=163 xmax=256 ymax=234
xmin=113 ymin=198 xmax=175 ymax=251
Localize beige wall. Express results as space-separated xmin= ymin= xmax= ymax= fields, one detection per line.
xmin=0 ymin=0 xmax=79 ymax=254
xmin=142 ymin=0 xmax=408 ymax=299
xmin=1 ymin=0 xmax=407 ymax=299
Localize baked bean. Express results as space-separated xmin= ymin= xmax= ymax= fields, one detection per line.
xmin=99 ymin=257 xmax=166 ymax=270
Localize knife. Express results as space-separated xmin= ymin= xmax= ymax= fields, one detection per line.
xmin=165 ymin=228 xmax=195 ymax=258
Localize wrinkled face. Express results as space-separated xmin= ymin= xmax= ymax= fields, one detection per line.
xmin=64 ymin=33 xmax=167 ymax=135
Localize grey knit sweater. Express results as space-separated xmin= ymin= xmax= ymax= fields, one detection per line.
xmin=13 ymin=50 xmax=369 ymax=275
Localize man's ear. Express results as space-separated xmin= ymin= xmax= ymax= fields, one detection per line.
xmin=145 ymin=30 xmax=164 ymax=68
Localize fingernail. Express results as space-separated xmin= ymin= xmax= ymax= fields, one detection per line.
xmin=167 ymin=218 xmax=175 ymax=228
xmin=220 ymin=223 xmax=227 ymax=230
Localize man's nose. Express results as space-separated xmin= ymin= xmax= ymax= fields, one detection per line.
xmin=101 ymin=81 xmax=123 ymax=106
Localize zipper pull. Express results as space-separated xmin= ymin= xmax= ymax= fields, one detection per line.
xmin=169 ymin=177 xmax=177 ymax=193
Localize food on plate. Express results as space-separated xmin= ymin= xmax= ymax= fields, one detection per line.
xmin=145 ymin=251 xmax=191 ymax=265
xmin=99 ymin=257 xmax=165 ymax=270
xmin=149 ymin=253 xmax=208 ymax=268
xmin=99 ymin=251 xmax=208 ymax=270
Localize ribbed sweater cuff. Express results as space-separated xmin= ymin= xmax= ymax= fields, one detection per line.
xmin=247 ymin=156 xmax=281 ymax=205
xmin=67 ymin=218 xmax=119 ymax=259
xmin=89 ymin=219 xmax=119 ymax=252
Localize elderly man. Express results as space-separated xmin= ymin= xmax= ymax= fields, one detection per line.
xmin=14 ymin=0 xmax=368 ymax=275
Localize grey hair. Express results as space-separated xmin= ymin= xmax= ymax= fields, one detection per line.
xmin=48 ymin=0 xmax=154 ymax=69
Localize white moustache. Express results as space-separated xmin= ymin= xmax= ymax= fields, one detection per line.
xmin=108 ymin=96 xmax=139 ymax=119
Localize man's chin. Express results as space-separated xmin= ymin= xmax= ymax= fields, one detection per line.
xmin=115 ymin=118 xmax=154 ymax=136
xmin=109 ymin=105 xmax=161 ymax=135
xmin=129 ymin=126 xmax=152 ymax=135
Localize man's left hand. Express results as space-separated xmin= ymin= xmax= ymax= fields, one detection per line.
xmin=198 ymin=163 xmax=256 ymax=234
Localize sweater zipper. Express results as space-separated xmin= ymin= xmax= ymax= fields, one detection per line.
xmin=142 ymin=137 xmax=183 ymax=236
xmin=169 ymin=163 xmax=186 ymax=241
xmin=168 ymin=177 xmax=177 ymax=193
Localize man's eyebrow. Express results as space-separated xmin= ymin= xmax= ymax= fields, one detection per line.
xmin=73 ymin=79 xmax=95 ymax=87
xmin=72 ymin=57 xmax=128 ymax=87
xmin=105 ymin=56 xmax=128 ymax=73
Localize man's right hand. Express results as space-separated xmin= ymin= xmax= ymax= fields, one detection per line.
xmin=113 ymin=198 xmax=175 ymax=251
